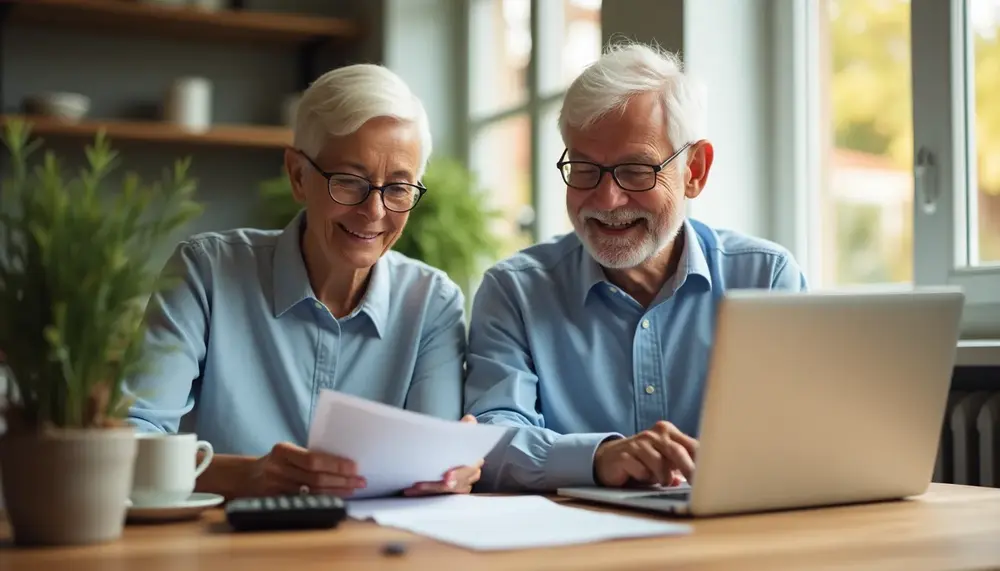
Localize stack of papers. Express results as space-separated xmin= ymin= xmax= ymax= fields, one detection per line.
xmin=347 ymin=495 xmax=691 ymax=551
xmin=307 ymin=391 xmax=691 ymax=550
xmin=306 ymin=390 xmax=510 ymax=499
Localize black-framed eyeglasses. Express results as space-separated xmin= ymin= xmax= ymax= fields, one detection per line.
xmin=300 ymin=152 xmax=427 ymax=213
xmin=555 ymin=142 xmax=692 ymax=192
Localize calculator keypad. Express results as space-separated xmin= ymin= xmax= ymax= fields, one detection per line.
xmin=228 ymin=494 xmax=343 ymax=511
xmin=225 ymin=494 xmax=347 ymax=532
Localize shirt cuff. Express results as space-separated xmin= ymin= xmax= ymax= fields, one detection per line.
xmin=544 ymin=432 xmax=622 ymax=489
xmin=127 ymin=416 xmax=167 ymax=433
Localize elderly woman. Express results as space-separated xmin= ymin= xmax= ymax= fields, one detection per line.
xmin=126 ymin=64 xmax=479 ymax=500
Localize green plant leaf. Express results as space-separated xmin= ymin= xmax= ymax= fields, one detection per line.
xmin=0 ymin=118 xmax=205 ymax=431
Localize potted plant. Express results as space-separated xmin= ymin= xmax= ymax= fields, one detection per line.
xmin=0 ymin=119 xmax=203 ymax=546
xmin=256 ymin=156 xmax=504 ymax=292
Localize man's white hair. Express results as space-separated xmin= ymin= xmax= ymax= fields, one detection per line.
xmin=293 ymin=64 xmax=433 ymax=178
xmin=559 ymin=42 xmax=707 ymax=155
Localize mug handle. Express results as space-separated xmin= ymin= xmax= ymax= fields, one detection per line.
xmin=194 ymin=440 xmax=214 ymax=479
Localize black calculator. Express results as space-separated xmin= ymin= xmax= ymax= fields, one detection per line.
xmin=225 ymin=494 xmax=347 ymax=532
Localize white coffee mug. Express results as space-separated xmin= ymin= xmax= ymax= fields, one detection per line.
xmin=131 ymin=433 xmax=213 ymax=507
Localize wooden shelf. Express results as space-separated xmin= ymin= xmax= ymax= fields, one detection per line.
xmin=1 ymin=0 xmax=360 ymax=45
xmin=2 ymin=115 xmax=292 ymax=149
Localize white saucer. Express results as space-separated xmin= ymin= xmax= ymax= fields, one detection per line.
xmin=126 ymin=493 xmax=225 ymax=523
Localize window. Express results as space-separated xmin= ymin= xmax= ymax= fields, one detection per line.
xmin=969 ymin=0 xmax=1000 ymax=265
xmin=818 ymin=0 xmax=914 ymax=286
xmin=787 ymin=0 xmax=1000 ymax=320
xmin=470 ymin=114 xmax=533 ymax=254
xmin=467 ymin=0 xmax=602 ymax=258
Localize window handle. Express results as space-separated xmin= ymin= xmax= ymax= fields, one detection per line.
xmin=915 ymin=147 xmax=938 ymax=214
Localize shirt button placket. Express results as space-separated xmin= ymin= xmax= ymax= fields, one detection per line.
xmin=308 ymin=311 xmax=325 ymax=422
xmin=326 ymin=322 xmax=341 ymax=390
xmin=312 ymin=302 xmax=341 ymax=396
xmin=636 ymin=315 xmax=664 ymax=430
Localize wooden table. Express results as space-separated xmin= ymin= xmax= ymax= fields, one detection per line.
xmin=2 ymin=484 xmax=1000 ymax=570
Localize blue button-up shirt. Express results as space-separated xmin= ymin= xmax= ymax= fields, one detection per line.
xmin=126 ymin=211 xmax=467 ymax=456
xmin=464 ymin=218 xmax=808 ymax=492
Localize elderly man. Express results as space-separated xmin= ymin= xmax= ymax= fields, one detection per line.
xmin=464 ymin=43 xmax=808 ymax=492
xmin=126 ymin=64 xmax=481 ymax=500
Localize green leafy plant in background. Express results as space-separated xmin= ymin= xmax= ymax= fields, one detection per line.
xmin=0 ymin=120 xmax=203 ymax=433
xmin=256 ymin=156 xmax=504 ymax=291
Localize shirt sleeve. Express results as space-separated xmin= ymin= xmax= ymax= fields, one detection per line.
xmin=403 ymin=278 xmax=466 ymax=421
xmin=125 ymin=241 xmax=211 ymax=433
xmin=772 ymin=253 xmax=810 ymax=292
xmin=464 ymin=270 xmax=620 ymax=492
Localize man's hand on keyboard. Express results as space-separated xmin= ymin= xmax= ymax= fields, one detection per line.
xmin=593 ymin=421 xmax=698 ymax=488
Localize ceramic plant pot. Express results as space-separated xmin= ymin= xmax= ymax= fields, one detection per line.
xmin=0 ymin=427 xmax=137 ymax=546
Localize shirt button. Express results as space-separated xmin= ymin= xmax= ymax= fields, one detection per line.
xmin=641 ymin=319 xmax=650 ymax=329
xmin=608 ymin=286 xmax=618 ymax=294
xmin=314 ymin=301 xmax=324 ymax=310
xmin=645 ymin=385 xmax=655 ymax=395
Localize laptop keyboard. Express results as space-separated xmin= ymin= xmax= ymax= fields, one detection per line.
xmin=643 ymin=490 xmax=691 ymax=501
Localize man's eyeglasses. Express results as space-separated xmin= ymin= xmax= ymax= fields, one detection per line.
xmin=300 ymin=152 xmax=427 ymax=213
xmin=555 ymin=142 xmax=692 ymax=192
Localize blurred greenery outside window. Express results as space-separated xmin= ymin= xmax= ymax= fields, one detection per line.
xmin=821 ymin=0 xmax=1000 ymax=287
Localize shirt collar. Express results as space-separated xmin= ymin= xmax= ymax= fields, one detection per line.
xmin=357 ymin=255 xmax=391 ymax=338
xmin=580 ymin=244 xmax=610 ymax=304
xmin=580 ymin=219 xmax=713 ymax=305
xmin=664 ymin=220 xmax=713 ymax=297
xmin=273 ymin=211 xmax=315 ymax=318
xmin=271 ymin=210 xmax=390 ymax=338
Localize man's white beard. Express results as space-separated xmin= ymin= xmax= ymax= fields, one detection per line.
xmin=575 ymin=207 xmax=684 ymax=269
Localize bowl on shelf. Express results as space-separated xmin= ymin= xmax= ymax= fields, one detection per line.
xmin=23 ymin=92 xmax=91 ymax=123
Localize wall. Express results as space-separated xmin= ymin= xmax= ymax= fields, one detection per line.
xmin=382 ymin=0 xmax=466 ymax=161
xmin=0 ymin=0 xmax=384 ymax=266
xmin=682 ymin=0 xmax=773 ymax=239
xmin=599 ymin=0 xmax=775 ymax=241
xmin=601 ymin=0 xmax=684 ymax=54
xmin=0 ymin=24 xmax=292 ymax=249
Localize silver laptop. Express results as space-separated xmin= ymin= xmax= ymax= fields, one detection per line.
xmin=558 ymin=287 xmax=964 ymax=517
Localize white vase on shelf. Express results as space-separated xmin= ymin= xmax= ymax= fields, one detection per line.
xmin=164 ymin=77 xmax=212 ymax=133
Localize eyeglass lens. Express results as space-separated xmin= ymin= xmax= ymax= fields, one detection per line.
xmin=328 ymin=174 xmax=421 ymax=212
xmin=560 ymin=163 xmax=658 ymax=191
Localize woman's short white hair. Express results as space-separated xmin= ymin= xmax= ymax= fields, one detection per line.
xmin=293 ymin=64 xmax=433 ymax=178
xmin=559 ymin=42 xmax=706 ymax=156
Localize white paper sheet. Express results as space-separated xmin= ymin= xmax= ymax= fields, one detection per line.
xmin=347 ymin=495 xmax=475 ymax=521
xmin=346 ymin=495 xmax=691 ymax=551
xmin=306 ymin=390 xmax=510 ymax=499
xmin=347 ymin=494 xmax=536 ymax=522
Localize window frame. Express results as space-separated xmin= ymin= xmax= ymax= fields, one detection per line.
xmin=911 ymin=0 xmax=1000 ymax=305
xmin=466 ymin=0 xmax=581 ymax=244
xmin=773 ymin=0 xmax=1000 ymax=335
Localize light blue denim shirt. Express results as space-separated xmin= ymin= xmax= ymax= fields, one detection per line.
xmin=464 ymin=218 xmax=808 ymax=492
xmin=126 ymin=211 xmax=467 ymax=456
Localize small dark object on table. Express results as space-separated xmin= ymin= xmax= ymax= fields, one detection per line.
xmin=382 ymin=542 xmax=408 ymax=556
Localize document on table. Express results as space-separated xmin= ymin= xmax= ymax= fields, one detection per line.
xmin=306 ymin=390 xmax=510 ymax=499
xmin=346 ymin=495 xmax=691 ymax=551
